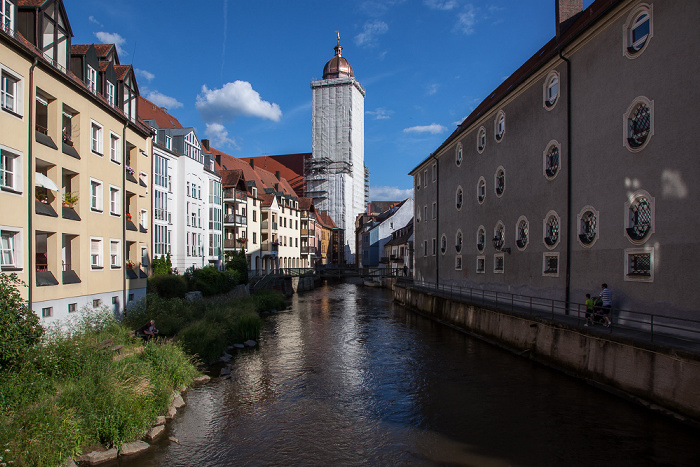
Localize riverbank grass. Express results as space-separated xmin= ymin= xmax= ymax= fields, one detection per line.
xmin=0 ymin=306 xmax=199 ymax=467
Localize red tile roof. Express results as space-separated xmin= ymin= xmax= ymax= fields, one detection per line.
xmin=71 ymin=44 xmax=90 ymax=54
xmin=220 ymin=169 xmax=243 ymax=187
xmin=316 ymin=210 xmax=338 ymax=229
xmin=94 ymin=43 xmax=113 ymax=57
xmin=244 ymin=155 xmax=307 ymax=195
xmin=114 ymin=64 xmax=130 ymax=80
xmin=214 ymin=150 xmax=299 ymax=198
xmin=16 ymin=0 xmax=47 ymax=7
xmin=137 ymin=96 xmax=183 ymax=129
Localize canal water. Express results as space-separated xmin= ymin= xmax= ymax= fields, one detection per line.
xmin=122 ymin=283 xmax=700 ymax=466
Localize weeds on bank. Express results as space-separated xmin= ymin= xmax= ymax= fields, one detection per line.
xmin=0 ymin=305 xmax=199 ymax=467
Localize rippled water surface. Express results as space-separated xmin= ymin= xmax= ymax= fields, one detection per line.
xmin=122 ymin=283 xmax=700 ymax=466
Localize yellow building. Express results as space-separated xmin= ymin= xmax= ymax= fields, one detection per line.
xmin=0 ymin=0 xmax=151 ymax=322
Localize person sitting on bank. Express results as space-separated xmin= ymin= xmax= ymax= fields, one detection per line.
xmin=584 ymin=293 xmax=595 ymax=327
xmin=596 ymin=283 xmax=612 ymax=328
xmin=137 ymin=320 xmax=159 ymax=340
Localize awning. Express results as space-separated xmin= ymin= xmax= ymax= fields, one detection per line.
xmin=35 ymin=172 xmax=59 ymax=191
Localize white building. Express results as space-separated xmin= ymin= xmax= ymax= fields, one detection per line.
xmin=140 ymin=97 xmax=222 ymax=273
xmin=309 ymin=34 xmax=366 ymax=264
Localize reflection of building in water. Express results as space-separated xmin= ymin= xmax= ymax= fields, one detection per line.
xmin=309 ymin=33 xmax=367 ymax=264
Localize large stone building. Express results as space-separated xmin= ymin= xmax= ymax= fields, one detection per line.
xmin=410 ymin=0 xmax=700 ymax=326
xmin=309 ymin=34 xmax=366 ymax=264
xmin=1 ymin=0 xmax=151 ymax=321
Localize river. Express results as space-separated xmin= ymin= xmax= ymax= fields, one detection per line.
xmin=121 ymin=283 xmax=700 ymax=466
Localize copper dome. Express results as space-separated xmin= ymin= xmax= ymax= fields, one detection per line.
xmin=322 ymin=36 xmax=353 ymax=79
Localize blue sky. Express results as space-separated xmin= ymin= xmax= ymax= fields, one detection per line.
xmin=66 ymin=0 xmax=593 ymax=201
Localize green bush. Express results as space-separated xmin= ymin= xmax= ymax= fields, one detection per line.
xmin=225 ymin=249 xmax=249 ymax=284
xmin=252 ymin=289 xmax=287 ymax=313
xmin=151 ymin=253 xmax=173 ymax=275
xmin=179 ymin=319 xmax=228 ymax=364
xmin=0 ymin=273 xmax=43 ymax=369
xmin=189 ymin=266 xmax=237 ymax=296
xmin=148 ymin=274 xmax=188 ymax=299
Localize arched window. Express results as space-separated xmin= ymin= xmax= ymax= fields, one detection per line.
xmin=455 ymin=230 xmax=463 ymax=253
xmin=477 ymin=226 xmax=485 ymax=253
xmin=626 ymin=192 xmax=654 ymax=242
xmin=455 ymin=143 xmax=463 ymax=166
xmin=516 ymin=216 xmax=528 ymax=250
xmin=544 ymin=141 xmax=560 ymax=179
xmin=624 ymin=5 xmax=652 ymax=58
xmin=440 ymin=234 xmax=447 ymax=255
xmin=543 ymin=211 xmax=560 ymax=248
xmin=477 ymin=126 xmax=486 ymax=153
xmin=493 ymin=222 xmax=505 ymax=251
xmin=577 ymin=207 xmax=598 ymax=247
xmin=543 ymin=71 xmax=559 ymax=109
xmin=477 ymin=177 xmax=486 ymax=204
xmin=625 ymin=98 xmax=653 ymax=151
xmin=455 ymin=186 xmax=463 ymax=210
xmin=495 ymin=167 xmax=505 ymax=197
xmin=494 ymin=110 xmax=505 ymax=142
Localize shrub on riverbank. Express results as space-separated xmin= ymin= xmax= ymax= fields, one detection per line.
xmin=0 ymin=305 xmax=199 ymax=467
xmin=124 ymin=290 xmax=284 ymax=364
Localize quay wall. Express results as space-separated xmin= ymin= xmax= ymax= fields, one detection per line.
xmin=393 ymin=283 xmax=700 ymax=423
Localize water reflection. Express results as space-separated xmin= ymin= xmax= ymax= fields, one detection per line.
xmin=122 ymin=283 xmax=700 ymax=466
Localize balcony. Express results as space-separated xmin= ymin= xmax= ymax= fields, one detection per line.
xmin=300 ymin=228 xmax=309 ymax=236
xmin=35 ymin=124 xmax=58 ymax=150
xmin=261 ymin=241 xmax=279 ymax=255
xmin=300 ymin=245 xmax=310 ymax=254
xmin=62 ymin=136 xmax=80 ymax=160
xmin=35 ymin=200 xmax=58 ymax=217
xmin=224 ymin=238 xmax=237 ymax=249
xmin=36 ymin=262 xmax=58 ymax=286
xmin=223 ymin=188 xmax=247 ymax=201
xmin=62 ymin=205 xmax=81 ymax=221
xmin=62 ymin=264 xmax=81 ymax=284
xmin=261 ymin=221 xmax=277 ymax=231
xmin=224 ymin=214 xmax=247 ymax=225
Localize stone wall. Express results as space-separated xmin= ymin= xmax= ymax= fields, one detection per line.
xmin=394 ymin=284 xmax=700 ymax=423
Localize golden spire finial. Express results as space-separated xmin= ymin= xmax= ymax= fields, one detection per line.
xmin=335 ymin=30 xmax=340 ymax=44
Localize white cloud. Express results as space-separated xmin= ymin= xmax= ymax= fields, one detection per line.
xmin=205 ymin=123 xmax=238 ymax=149
xmin=455 ymin=5 xmax=477 ymax=34
xmin=370 ymin=185 xmax=413 ymax=201
xmin=196 ymin=81 xmax=282 ymax=123
xmin=427 ymin=83 xmax=439 ymax=95
xmin=355 ymin=20 xmax=389 ymax=47
xmin=424 ymin=0 xmax=458 ymax=10
xmin=360 ymin=0 xmax=406 ymax=17
xmin=366 ymin=107 xmax=393 ymax=120
xmin=88 ymin=16 xmax=103 ymax=27
xmin=403 ymin=123 xmax=447 ymax=134
xmin=144 ymin=91 xmax=183 ymax=110
xmin=94 ymin=31 xmax=127 ymax=56
xmin=135 ymin=68 xmax=155 ymax=82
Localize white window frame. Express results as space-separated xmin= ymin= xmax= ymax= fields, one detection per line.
xmin=543 ymin=252 xmax=560 ymax=277
xmin=493 ymin=221 xmax=505 ymax=252
xmin=90 ymin=178 xmax=103 ymax=212
xmin=543 ymin=140 xmax=561 ymax=180
xmin=477 ymin=177 xmax=486 ymax=204
xmin=440 ymin=234 xmax=447 ymax=255
xmin=432 ymin=163 xmax=437 ymax=182
xmin=516 ymin=216 xmax=529 ymax=251
xmin=0 ymin=145 xmax=23 ymax=193
xmin=624 ymin=247 xmax=654 ymax=282
xmin=110 ymin=239 xmax=121 ymax=269
xmin=423 ymin=169 xmax=428 ymax=188
xmin=543 ymin=210 xmax=561 ymax=249
xmin=494 ymin=166 xmax=505 ymax=197
xmin=432 ymin=201 xmax=437 ymax=219
xmin=109 ymin=185 xmax=120 ymax=216
xmin=494 ymin=110 xmax=505 ymax=142
xmin=624 ymin=190 xmax=655 ymax=244
xmin=623 ymin=4 xmax=653 ymax=59
xmin=455 ymin=143 xmax=463 ymax=166
xmin=1 ymin=0 xmax=14 ymax=33
xmin=90 ymin=237 xmax=103 ymax=269
xmin=477 ymin=126 xmax=486 ymax=153
xmin=477 ymin=225 xmax=485 ymax=253
xmin=577 ymin=205 xmax=599 ymax=248
xmin=455 ymin=229 xmax=463 ymax=254
xmin=455 ymin=185 xmax=463 ymax=210
xmin=455 ymin=254 xmax=462 ymax=271
xmin=0 ymin=64 xmax=23 ymax=117
xmin=476 ymin=255 xmax=485 ymax=274
xmin=91 ymin=120 xmax=103 ymax=155
xmin=140 ymin=209 xmax=148 ymax=230
xmin=87 ymin=65 xmax=97 ymax=93
xmin=543 ymin=70 xmax=560 ymax=109
xmin=0 ymin=226 xmax=23 ymax=270
xmin=494 ymin=253 xmax=505 ymax=274
xmin=623 ymin=97 xmax=654 ymax=152
xmin=110 ymin=132 xmax=120 ymax=163
xmin=106 ymin=81 xmax=115 ymax=106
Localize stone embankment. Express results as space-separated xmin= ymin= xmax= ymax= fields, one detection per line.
xmin=393 ymin=283 xmax=700 ymax=424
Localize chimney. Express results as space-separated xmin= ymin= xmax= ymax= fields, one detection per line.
xmin=249 ymin=159 xmax=254 ymax=169
xmin=556 ymin=0 xmax=582 ymax=37
xmin=201 ymin=139 xmax=210 ymax=150
xmin=275 ymin=171 xmax=281 ymax=180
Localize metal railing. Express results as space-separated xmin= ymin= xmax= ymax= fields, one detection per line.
xmin=397 ymin=279 xmax=700 ymax=347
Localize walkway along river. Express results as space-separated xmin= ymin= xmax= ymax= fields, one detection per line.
xmin=121 ymin=283 xmax=700 ymax=466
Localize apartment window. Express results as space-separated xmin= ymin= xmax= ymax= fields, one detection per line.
xmin=625 ymin=98 xmax=653 ymax=151
xmin=493 ymin=222 xmax=505 ymax=251
xmin=155 ymin=155 xmax=167 ymax=188
xmin=495 ymin=167 xmax=505 ymax=197
xmin=110 ymin=240 xmax=120 ymax=268
xmin=477 ymin=226 xmax=485 ymax=253
xmin=0 ymin=230 xmax=16 ymax=269
xmin=455 ymin=143 xmax=463 ymax=166
xmin=543 ymin=253 xmax=559 ymax=276
xmin=476 ymin=256 xmax=485 ymax=273
xmin=455 ymin=186 xmax=463 ymax=210
xmin=544 ymin=142 xmax=560 ymax=179
xmin=516 ymin=216 xmax=529 ymax=250
xmin=68 ymin=303 xmax=77 ymax=313
xmin=93 ymin=299 xmax=101 ymax=307
xmin=109 ymin=186 xmax=120 ymax=215
xmin=577 ymin=206 xmax=599 ymax=247
xmin=91 ymin=121 xmax=103 ymax=154
xmin=423 ymin=169 xmax=428 ymax=188
xmin=87 ymin=66 xmax=97 ymax=93
xmin=494 ymin=110 xmax=505 ymax=142
xmin=440 ymin=234 xmax=447 ymax=255
xmin=106 ymin=82 xmax=115 ymax=106
xmin=90 ymin=237 xmax=103 ymax=269
xmin=494 ymin=253 xmax=504 ymax=273
xmin=42 ymin=307 xmax=52 ymax=318
xmin=90 ymin=179 xmax=103 ymax=212
xmin=432 ymin=238 xmax=437 ymax=256
xmin=544 ymin=71 xmax=559 ymax=109
xmin=1 ymin=67 xmax=21 ymax=115
xmin=477 ymin=177 xmax=486 ymax=204
xmin=187 ymin=181 xmax=190 ymax=197
xmin=1 ymin=0 xmax=14 ymax=32
xmin=423 ymin=240 xmax=428 ymax=256
xmin=110 ymin=133 xmax=120 ymax=163
xmin=624 ymin=5 xmax=652 ymax=57
xmin=1 ymin=148 xmax=20 ymax=192
xmin=432 ymin=163 xmax=437 ymax=182
xmin=253 ymin=232 xmax=257 ymax=244
xmin=141 ymin=246 xmax=149 ymax=266
xmin=112 ymin=296 xmax=118 ymax=305
xmin=423 ymin=205 xmax=427 ymax=222
xmin=477 ymin=126 xmax=486 ymax=153
xmin=415 ymin=173 xmax=421 ymax=190
xmin=544 ymin=211 xmax=560 ymax=248
xmin=432 ymin=202 xmax=436 ymax=219
xmin=455 ymin=255 xmax=462 ymax=270
xmin=625 ymin=191 xmax=654 ymax=243
xmin=455 ymin=229 xmax=463 ymax=253
xmin=164 ymin=134 xmax=172 ymax=150
xmin=625 ymin=247 xmax=654 ymax=282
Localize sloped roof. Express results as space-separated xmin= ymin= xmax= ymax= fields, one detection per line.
xmin=94 ymin=43 xmax=113 ymax=57
xmin=138 ymin=96 xmax=183 ymax=129
xmin=316 ymin=210 xmax=338 ymax=229
xmin=215 ymin=150 xmax=299 ymax=198
xmin=220 ymin=169 xmax=243 ymax=188
xmin=114 ymin=64 xmax=130 ymax=80
xmin=298 ymin=197 xmax=314 ymax=212
xmin=385 ymin=221 xmax=413 ymax=246
xmin=17 ymin=0 xmax=49 ymax=7
xmin=70 ymin=44 xmax=90 ymax=54
xmin=244 ymin=155 xmax=307 ymax=195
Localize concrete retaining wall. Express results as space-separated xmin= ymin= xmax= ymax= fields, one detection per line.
xmin=394 ymin=284 xmax=700 ymax=423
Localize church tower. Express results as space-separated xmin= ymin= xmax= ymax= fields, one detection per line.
xmin=309 ymin=33 xmax=366 ymax=263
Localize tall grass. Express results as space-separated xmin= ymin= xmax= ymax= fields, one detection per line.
xmin=0 ymin=305 xmax=199 ymax=467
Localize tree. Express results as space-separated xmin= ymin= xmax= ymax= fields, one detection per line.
xmin=225 ymin=249 xmax=249 ymax=284
xmin=0 ymin=273 xmax=43 ymax=369
xmin=152 ymin=253 xmax=173 ymax=275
